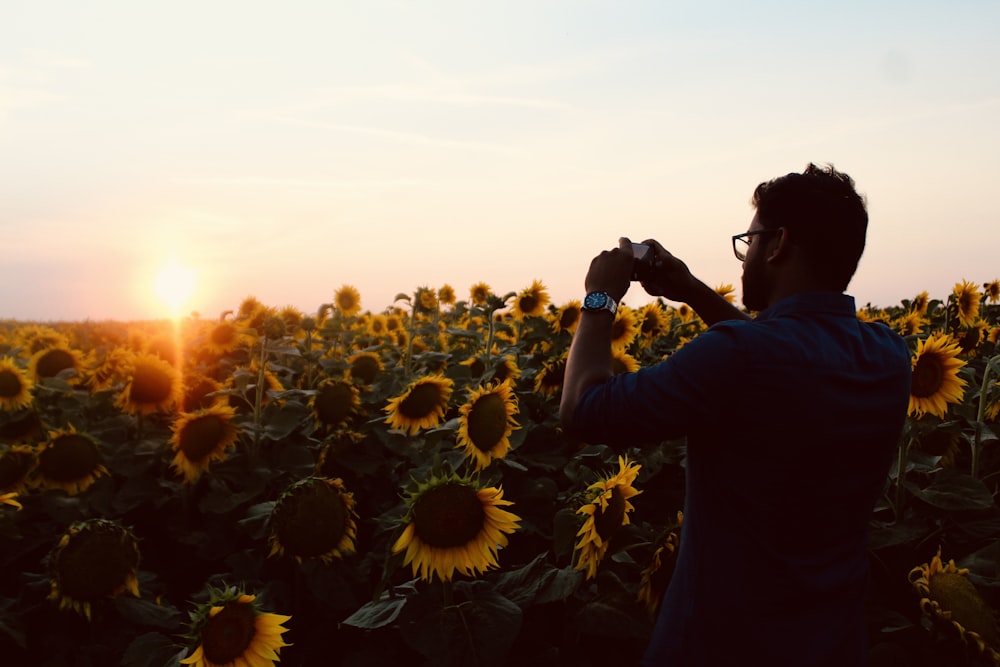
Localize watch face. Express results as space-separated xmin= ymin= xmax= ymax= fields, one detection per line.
xmin=584 ymin=292 xmax=609 ymax=310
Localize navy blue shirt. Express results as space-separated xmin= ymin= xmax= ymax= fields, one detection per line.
xmin=572 ymin=292 xmax=911 ymax=667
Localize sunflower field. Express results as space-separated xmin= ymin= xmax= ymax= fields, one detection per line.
xmin=1 ymin=279 xmax=1000 ymax=667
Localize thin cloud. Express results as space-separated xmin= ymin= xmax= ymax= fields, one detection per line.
xmin=24 ymin=49 xmax=92 ymax=69
xmin=175 ymin=176 xmax=422 ymax=189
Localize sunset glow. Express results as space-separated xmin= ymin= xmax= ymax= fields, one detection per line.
xmin=153 ymin=260 xmax=196 ymax=316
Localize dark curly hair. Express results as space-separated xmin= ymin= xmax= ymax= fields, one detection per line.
xmin=752 ymin=163 xmax=868 ymax=292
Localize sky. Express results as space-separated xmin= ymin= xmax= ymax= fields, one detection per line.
xmin=2 ymin=1 xmax=998 ymax=322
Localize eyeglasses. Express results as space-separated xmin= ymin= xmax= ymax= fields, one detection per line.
xmin=732 ymin=229 xmax=781 ymax=261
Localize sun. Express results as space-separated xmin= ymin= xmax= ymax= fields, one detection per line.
xmin=154 ymin=260 xmax=196 ymax=315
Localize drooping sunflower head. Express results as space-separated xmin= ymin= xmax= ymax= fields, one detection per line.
xmin=315 ymin=429 xmax=366 ymax=480
xmin=384 ymin=375 xmax=454 ymax=436
xmin=29 ymin=346 xmax=85 ymax=384
xmin=312 ymin=379 xmax=361 ymax=430
xmin=47 ymin=518 xmax=140 ymax=621
xmin=347 ymin=351 xmax=384 ymax=385
xmin=469 ymin=282 xmax=492 ymax=306
xmin=511 ymin=280 xmax=550 ymax=319
xmin=573 ymin=455 xmax=642 ymax=580
xmin=334 ymin=284 xmax=363 ymax=317
xmin=909 ymin=334 xmax=968 ymax=419
xmin=181 ymin=586 xmax=291 ymax=667
xmin=33 ymin=425 xmax=109 ymax=495
xmin=534 ymin=353 xmax=567 ymax=398
xmin=169 ymin=405 xmax=240 ymax=484
xmin=638 ymin=511 xmax=684 ymax=615
xmin=611 ymin=306 xmax=639 ymax=351
xmin=392 ymin=471 xmax=521 ymax=582
xmin=117 ymin=353 xmax=181 ymax=416
xmin=268 ymin=476 xmax=358 ymax=563
xmin=550 ymin=300 xmax=582 ymax=335
xmin=0 ymin=444 xmax=36 ymax=494
xmin=985 ymin=280 xmax=1000 ymax=305
xmin=911 ymin=291 xmax=931 ymax=315
xmin=0 ymin=357 xmax=33 ymax=412
xmin=456 ymin=380 xmax=520 ymax=471
xmin=909 ymin=547 xmax=1000 ymax=664
xmin=952 ymin=279 xmax=982 ymax=327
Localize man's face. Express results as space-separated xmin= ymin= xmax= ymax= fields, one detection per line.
xmin=740 ymin=214 xmax=772 ymax=312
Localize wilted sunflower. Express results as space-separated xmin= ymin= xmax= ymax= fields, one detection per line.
xmin=347 ymin=351 xmax=383 ymax=385
xmin=0 ymin=357 xmax=33 ymax=411
xmin=469 ymin=282 xmax=492 ymax=306
xmin=47 ymin=519 xmax=140 ymax=621
xmin=512 ymin=280 xmax=550 ymax=319
xmin=909 ymin=334 xmax=968 ymax=419
xmin=438 ymin=284 xmax=457 ymax=306
xmin=534 ymin=354 xmax=567 ymax=397
xmin=638 ymin=511 xmax=683 ymax=615
xmin=33 ymin=425 xmax=109 ymax=495
xmin=170 ymin=405 xmax=240 ymax=483
xmin=117 ymin=353 xmax=180 ymax=416
xmin=384 ymin=375 xmax=454 ymax=436
xmin=574 ymin=455 xmax=642 ymax=580
xmin=334 ymin=285 xmax=362 ymax=317
xmin=714 ymin=283 xmax=737 ymax=304
xmin=611 ymin=349 xmax=640 ymax=374
xmin=29 ymin=346 xmax=85 ymax=384
xmin=550 ymin=300 xmax=582 ymax=335
xmin=611 ymin=306 xmax=639 ymax=351
xmin=952 ymin=279 xmax=982 ymax=327
xmin=455 ymin=380 xmax=519 ymax=471
xmin=909 ymin=548 xmax=1000 ymax=665
xmin=0 ymin=444 xmax=36 ymax=493
xmin=312 ymin=379 xmax=361 ymax=430
xmin=392 ymin=472 xmax=521 ymax=582
xmin=181 ymin=587 xmax=291 ymax=667
xmin=985 ymin=280 xmax=1000 ymax=305
xmin=268 ymin=476 xmax=358 ymax=563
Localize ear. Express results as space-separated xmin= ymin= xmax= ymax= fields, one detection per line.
xmin=764 ymin=227 xmax=791 ymax=264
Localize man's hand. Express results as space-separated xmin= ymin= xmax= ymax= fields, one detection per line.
xmin=637 ymin=239 xmax=699 ymax=302
xmin=584 ymin=237 xmax=634 ymax=301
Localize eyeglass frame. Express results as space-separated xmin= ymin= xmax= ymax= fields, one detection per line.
xmin=731 ymin=229 xmax=781 ymax=261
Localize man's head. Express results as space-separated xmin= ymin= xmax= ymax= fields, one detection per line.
xmin=741 ymin=163 xmax=868 ymax=310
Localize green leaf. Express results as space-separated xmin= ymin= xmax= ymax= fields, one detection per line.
xmin=122 ymin=632 xmax=185 ymax=667
xmin=342 ymin=583 xmax=416 ymax=629
xmin=904 ymin=468 xmax=995 ymax=511
xmin=115 ymin=596 xmax=184 ymax=630
xmin=494 ymin=553 xmax=582 ymax=609
xmin=553 ymin=507 xmax=582 ymax=560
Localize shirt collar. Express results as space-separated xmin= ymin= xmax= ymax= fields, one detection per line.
xmin=755 ymin=292 xmax=857 ymax=320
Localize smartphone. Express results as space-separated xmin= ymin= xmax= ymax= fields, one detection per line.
xmin=631 ymin=242 xmax=653 ymax=281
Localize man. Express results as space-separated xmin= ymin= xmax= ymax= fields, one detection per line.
xmin=560 ymin=164 xmax=911 ymax=666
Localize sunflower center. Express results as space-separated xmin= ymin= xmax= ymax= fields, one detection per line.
xmin=928 ymin=572 xmax=1000 ymax=647
xmin=178 ymin=415 xmax=228 ymax=461
xmin=35 ymin=349 xmax=75 ymax=379
xmin=611 ymin=319 xmax=629 ymax=342
xmin=398 ymin=383 xmax=443 ymax=419
xmin=0 ymin=370 xmax=24 ymax=398
xmin=412 ymin=483 xmax=485 ymax=548
xmin=593 ymin=486 xmax=627 ymax=542
xmin=130 ymin=365 xmax=174 ymax=404
xmin=315 ymin=383 xmax=355 ymax=425
xmin=518 ymin=295 xmax=538 ymax=315
xmin=40 ymin=435 xmax=101 ymax=483
xmin=349 ymin=356 xmax=380 ymax=385
xmin=202 ymin=602 xmax=257 ymax=664
xmin=911 ymin=354 xmax=945 ymax=398
xmin=467 ymin=394 xmax=508 ymax=451
xmin=559 ymin=308 xmax=580 ymax=330
xmin=53 ymin=524 xmax=138 ymax=602
xmin=272 ymin=479 xmax=347 ymax=558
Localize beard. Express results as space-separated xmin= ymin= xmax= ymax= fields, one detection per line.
xmin=740 ymin=259 xmax=771 ymax=312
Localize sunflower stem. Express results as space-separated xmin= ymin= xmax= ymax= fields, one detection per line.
xmin=894 ymin=437 xmax=915 ymax=523
xmin=442 ymin=579 xmax=454 ymax=607
xmin=403 ymin=304 xmax=417 ymax=381
xmin=972 ymin=355 xmax=998 ymax=478
xmin=251 ymin=336 xmax=267 ymax=460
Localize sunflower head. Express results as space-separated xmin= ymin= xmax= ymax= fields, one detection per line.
xmin=117 ymin=353 xmax=181 ymax=416
xmin=894 ymin=311 xmax=926 ymax=337
xmin=0 ymin=444 xmax=36 ymax=494
xmin=911 ymin=291 xmax=931 ymax=315
xmin=202 ymin=320 xmax=254 ymax=356
xmin=347 ymin=351 xmax=384 ymax=385
xmin=169 ymin=405 xmax=240 ymax=484
xmin=268 ymin=476 xmax=358 ymax=563
xmin=312 ymin=379 xmax=361 ymax=429
xmin=438 ymin=284 xmax=457 ymax=306
xmin=181 ymin=586 xmax=291 ymax=667
xmin=611 ymin=306 xmax=639 ymax=351
xmin=29 ymin=346 xmax=85 ymax=384
xmin=714 ymin=283 xmax=736 ymax=303
xmin=0 ymin=357 xmax=33 ymax=412
xmin=47 ymin=519 xmax=140 ymax=621
xmin=909 ymin=547 xmax=1000 ymax=663
xmin=636 ymin=302 xmax=669 ymax=341
xmin=384 ymin=375 xmax=454 ymax=436
xmin=573 ymin=455 xmax=642 ymax=580
xmin=512 ymin=280 xmax=550 ymax=319
xmin=533 ymin=354 xmax=567 ymax=398
xmin=550 ymin=301 xmax=582 ymax=335
xmin=33 ymin=425 xmax=109 ymax=495
xmin=469 ymin=282 xmax=492 ymax=306
xmin=638 ymin=511 xmax=684 ymax=615
xmin=956 ymin=321 xmax=989 ymax=356
xmin=952 ymin=279 xmax=983 ymax=327
xmin=985 ymin=280 xmax=1000 ymax=305
xmin=17 ymin=325 xmax=70 ymax=356
xmin=392 ymin=470 xmax=521 ymax=582
xmin=334 ymin=285 xmax=362 ymax=317
xmin=909 ymin=334 xmax=968 ymax=419
xmin=611 ymin=350 xmax=640 ymax=375
xmin=456 ymin=380 xmax=520 ymax=471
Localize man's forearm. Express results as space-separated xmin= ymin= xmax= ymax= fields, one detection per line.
xmin=682 ymin=279 xmax=751 ymax=326
xmin=559 ymin=310 xmax=615 ymax=432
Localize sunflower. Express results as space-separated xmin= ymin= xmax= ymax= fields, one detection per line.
xmin=267 ymin=476 xmax=358 ymax=563
xmin=332 ymin=285 xmax=362 ymax=317
xmin=573 ymin=455 xmax=642 ymax=580
xmin=29 ymin=346 xmax=85 ymax=384
xmin=511 ymin=280 xmax=549 ymax=319
xmin=550 ymin=300 xmax=582 ymax=335
xmin=0 ymin=410 xmax=44 ymax=444
xmin=611 ymin=305 xmax=639 ymax=351
xmin=469 ymin=282 xmax=492 ymax=306
xmin=0 ymin=357 xmax=33 ymax=411
xmin=366 ymin=313 xmax=389 ymax=339
xmin=169 ymin=405 xmax=240 ymax=483
xmin=181 ymin=586 xmax=291 ymax=667
xmin=392 ymin=472 xmax=521 ymax=582
xmin=952 ymin=279 xmax=982 ymax=327
xmin=956 ymin=321 xmax=989 ymax=356
xmin=347 ymin=351 xmax=383 ymax=385
xmin=611 ymin=349 xmax=640 ymax=374
xmin=909 ymin=334 xmax=968 ymax=419
xmin=911 ymin=291 xmax=930 ymax=315
xmin=675 ymin=304 xmax=694 ymax=323
xmin=491 ymin=355 xmax=522 ymax=384
xmin=17 ymin=325 xmax=69 ymax=356
xmin=638 ymin=511 xmax=683 ymax=615
xmin=202 ymin=320 xmax=254 ymax=356
xmin=144 ymin=333 xmax=179 ymax=366
xmin=636 ymin=302 xmax=669 ymax=342
xmin=33 ymin=425 xmax=109 ymax=495
xmin=985 ymin=280 xmax=1000 ymax=305
xmin=226 ymin=365 xmax=284 ymax=412
xmin=315 ymin=430 xmax=366 ymax=480
xmin=87 ymin=346 xmax=133 ymax=392
xmin=116 ymin=352 xmax=180 ymax=416
xmin=384 ymin=375 xmax=454 ymax=436
xmin=47 ymin=519 xmax=140 ymax=621
xmin=894 ymin=311 xmax=926 ymax=337
xmin=0 ymin=444 xmax=35 ymax=493
xmin=182 ymin=374 xmax=224 ymax=412
xmin=438 ymin=284 xmax=457 ymax=306
xmin=1 ymin=491 xmax=22 ymax=510
xmin=534 ymin=353 xmax=567 ymax=398
xmin=909 ymin=548 xmax=1000 ymax=664
xmin=312 ymin=379 xmax=360 ymax=430
xmin=714 ymin=283 xmax=736 ymax=304
xmin=455 ymin=380 xmax=520 ymax=471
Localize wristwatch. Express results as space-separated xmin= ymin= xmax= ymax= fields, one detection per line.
xmin=581 ymin=291 xmax=618 ymax=315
